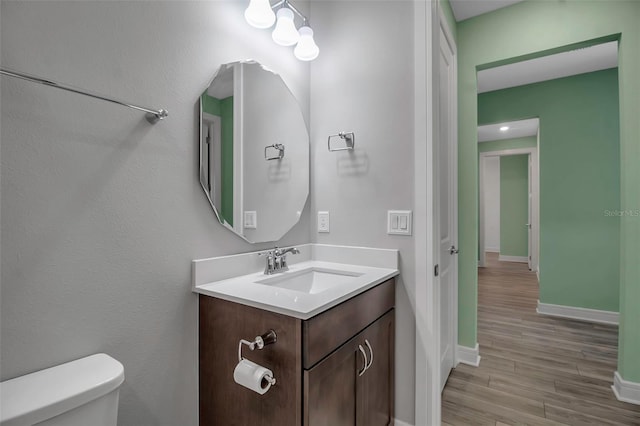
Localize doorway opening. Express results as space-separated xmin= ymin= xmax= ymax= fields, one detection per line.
xmin=478 ymin=118 xmax=539 ymax=274
xmin=443 ymin=38 xmax=625 ymax=422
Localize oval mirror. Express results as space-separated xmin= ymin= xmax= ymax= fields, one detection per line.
xmin=199 ymin=61 xmax=309 ymax=243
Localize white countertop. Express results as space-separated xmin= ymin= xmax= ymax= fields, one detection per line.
xmin=192 ymin=245 xmax=399 ymax=319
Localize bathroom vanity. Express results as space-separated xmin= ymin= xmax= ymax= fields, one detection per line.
xmin=199 ymin=278 xmax=394 ymax=426
xmin=193 ymin=244 xmax=398 ymax=426
xmin=195 ymin=61 xmax=399 ymax=424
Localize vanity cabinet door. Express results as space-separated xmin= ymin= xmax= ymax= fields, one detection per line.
xmin=358 ymin=310 xmax=394 ymax=426
xmin=303 ymin=310 xmax=394 ymax=426
xmin=303 ymin=335 xmax=361 ymax=426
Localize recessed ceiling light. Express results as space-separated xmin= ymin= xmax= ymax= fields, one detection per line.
xmin=500 ymin=126 xmax=509 ymax=131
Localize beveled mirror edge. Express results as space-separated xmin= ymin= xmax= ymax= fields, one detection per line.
xmin=200 ymin=93 xmax=253 ymax=244
xmin=199 ymin=63 xmax=244 ymax=241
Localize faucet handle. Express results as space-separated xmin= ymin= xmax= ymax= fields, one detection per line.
xmin=259 ymin=250 xmax=277 ymax=274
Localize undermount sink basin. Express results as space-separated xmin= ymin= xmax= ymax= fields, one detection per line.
xmin=255 ymin=267 xmax=364 ymax=294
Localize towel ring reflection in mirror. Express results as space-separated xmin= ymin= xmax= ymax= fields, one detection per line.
xmin=328 ymin=132 xmax=355 ymax=152
xmin=265 ymin=143 xmax=285 ymax=160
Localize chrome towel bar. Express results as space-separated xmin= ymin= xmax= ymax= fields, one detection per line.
xmin=0 ymin=68 xmax=168 ymax=124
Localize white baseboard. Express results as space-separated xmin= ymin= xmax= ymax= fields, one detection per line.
xmin=485 ymin=247 xmax=499 ymax=253
xmin=536 ymin=268 xmax=540 ymax=281
xmin=498 ymin=255 xmax=528 ymax=263
xmin=456 ymin=343 xmax=481 ymax=367
xmin=537 ymin=301 xmax=619 ymax=325
xmin=612 ymin=371 xmax=640 ymax=405
xmin=394 ymin=419 xmax=414 ymax=426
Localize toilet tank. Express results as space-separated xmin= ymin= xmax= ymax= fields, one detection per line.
xmin=0 ymin=354 xmax=124 ymax=426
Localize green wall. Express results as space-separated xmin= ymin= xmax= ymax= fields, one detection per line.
xmin=479 ymin=69 xmax=620 ymax=312
xmin=499 ymin=155 xmax=529 ymax=258
xmin=201 ymin=93 xmax=234 ymax=226
xmin=457 ymin=0 xmax=640 ymax=382
xmin=201 ymin=93 xmax=222 ymax=116
xmin=479 ymin=136 xmax=537 ymax=153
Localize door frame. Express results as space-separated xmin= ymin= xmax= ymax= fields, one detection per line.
xmin=413 ymin=2 xmax=457 ymax=424
xmin=478 ymin=147 xmax=539 ymax=272
xmin=201 ymin=112 xmax=222 ymax=206
xmin=438 ymin=9 xmax=459 ymax=383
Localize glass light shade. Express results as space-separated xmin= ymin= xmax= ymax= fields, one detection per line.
xmin=244 ymin=0 xmax=275 ymax=29
xmin=272 ymin=8 xmax=299 ymax=46
xmin=294 ymin=26 xmax=319 ymax=61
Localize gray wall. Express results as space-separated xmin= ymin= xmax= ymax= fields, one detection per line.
xmin=0 ymin=2 xmax=310 ymax=425
xmin=2 ymin=0 xmax=419 ymax=425
xmin=309 ymin=1 xmax=416 ymax=423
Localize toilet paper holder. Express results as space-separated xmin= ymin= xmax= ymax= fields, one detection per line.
xmin=237 ymin=330 xmax=277 ymax=386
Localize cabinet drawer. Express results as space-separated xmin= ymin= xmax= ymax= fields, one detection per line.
xmin=302 ymin=278 xmax=394 ymax=369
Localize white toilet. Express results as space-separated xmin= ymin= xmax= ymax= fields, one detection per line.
xmin=0 ymin=353 xmax=124 ymax=426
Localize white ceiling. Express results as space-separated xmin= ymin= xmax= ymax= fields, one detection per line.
xmin=449 ymin=0 xmax=525 ymax=21
xmin=477 ymin=41 xmax=618 ymax=93
xmin=478 ymin=118 xmax=539 ymax=142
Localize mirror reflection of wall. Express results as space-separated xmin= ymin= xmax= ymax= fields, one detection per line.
xmin=199 ymin=61 xmax=309 ymax=243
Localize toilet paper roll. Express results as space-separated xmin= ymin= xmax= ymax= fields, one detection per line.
xmin=233 ymin=359 xmax=274 ymax=395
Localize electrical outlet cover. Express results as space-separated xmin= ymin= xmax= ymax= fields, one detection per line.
xmin=244 ymin=211 xmax=257 ymax=229
xmin=317 ymin=211 xmax=330 ymax=233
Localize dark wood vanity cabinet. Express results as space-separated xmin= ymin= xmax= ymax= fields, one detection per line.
xmin=304 ymin=310 xmax=394 ymax=426
xmin=199 ymin=278 xmax=395 ymax=426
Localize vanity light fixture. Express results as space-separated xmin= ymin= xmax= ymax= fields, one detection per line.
xmin=294 ymin=25 xmax=319 ymax=61
xmin=244 ymin=0 xmax=276 ymax=29
xmin=272 ymin=7 xmax=299 ymax=46
xmin=244 ymin=0 xmax=319 ymax=61
xmin=500 ymin=126 xmax=509 ymax=131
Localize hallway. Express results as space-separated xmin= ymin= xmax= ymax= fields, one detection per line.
xmin=442 ymin=253 xmax=640 ymax=425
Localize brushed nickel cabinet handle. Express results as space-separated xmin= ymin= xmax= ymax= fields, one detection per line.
xmin=358 ymin=345 xmax=368 ymax=376
xmin=364 ymin=339 xmax=374 ymax=370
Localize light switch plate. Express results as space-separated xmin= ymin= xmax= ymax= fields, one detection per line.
xmin=387 ymin=210 xmax=412 ymax=235
xmin=317 ymin=211 xmax=330 ymax=233
xmin=244 ymin=211 xmax=257 ymax=229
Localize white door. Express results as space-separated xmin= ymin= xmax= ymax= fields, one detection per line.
xmin=438 ymin=21 xmax=457 ymax=392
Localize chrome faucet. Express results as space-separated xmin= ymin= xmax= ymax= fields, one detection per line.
xmin=261 ymin=247 xmax=300 ymax=275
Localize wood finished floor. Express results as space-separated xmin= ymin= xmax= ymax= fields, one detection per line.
xmin=441 ymin=253 xmax=640 ymax=425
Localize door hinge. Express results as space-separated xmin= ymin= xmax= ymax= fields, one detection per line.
xmin=434 ymin=264 xmax=439 ymax=277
